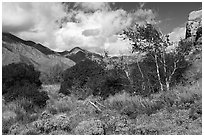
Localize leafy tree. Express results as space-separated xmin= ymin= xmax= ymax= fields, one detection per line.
xmin=87 ymin=68 xmax=130 ymax=98
xmin=60 ymin=59 xmax=105 ymax=96
xmin=60 ymin=59 xmax=130 ymax=99
xmin=123 ymin=23 xmax=190 ymax=92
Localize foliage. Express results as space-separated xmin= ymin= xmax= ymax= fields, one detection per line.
xmin=2 ymin=98 xmax=40 ymax=135
xmin=2 ymin=117 xmax=16 ymax=134
xmin=3 ymin=88 xmax=201 ymax=135
xmin=123 ymin=23 xmax=191 ymax=92
xmin=60 ymin=59 xmax=130 ymax=99
xmin=189 ymin=99 xmax=202 ymax=120
xmin=60 ymin=59 xmax=104 ymax=95
xmin=99 ymin=110 xmax=135 ymax=135
xmin=130 ymin=57 xmax=161 ymax=95
xmin=159 ymin=81 xmax=201 ymax=109
xmin=135 ymin=108 xmax=201 ymax=135
xmin=74 ymin=118 xmax=106 ymax=135
xmin=2 ymin=63 xmax=48 ymax=107
xmin=87 ymin=68 xmax=130 ymax=98
xmin=68 ymin=84 xmax=93 ymax=100
xmin=31 ymin=113 xmax=71 ymax=134
xmin=40 ymin=64 xmax=65 ymax=84
xmin=2 ymin=63 xmax=42 ymax=94
xmin=46 ymin=95 xmax=77 ymax=114
xmin=4 ymin=84 xmax=49 ymax=107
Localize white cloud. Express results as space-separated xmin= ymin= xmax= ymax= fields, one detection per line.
xmin=53 ymin=6 xmax=133 ymax=54
xmin=2 ymin=3 xmax=35 ymax=32
xmin=82 ymin=29 xmax=100 ymax=36
xmin=2 ymin=2 xmax=65 ymax=49
xmin=169 ymin=27 xmax=186 ymax=42
xmin=2 ymin=2 xmax=159 ymax=55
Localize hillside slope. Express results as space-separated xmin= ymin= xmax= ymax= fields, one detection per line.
xmin=59 ymin=47 xmax=103 ymax=63
xmin=2 ymin=33 xmax=75 ymax=73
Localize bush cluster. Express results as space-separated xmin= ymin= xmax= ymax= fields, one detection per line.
xmin=2 ymin=63 xmax=49 ymax=107
xmin=60 ymin=59 xmax=130 ymax=99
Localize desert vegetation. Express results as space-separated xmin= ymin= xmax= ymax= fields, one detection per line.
xmin=2 ymin=22 xmax=202 ymax=135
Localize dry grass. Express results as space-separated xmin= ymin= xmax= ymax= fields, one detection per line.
xmin=104 ymin=92 xmax=163 ymax=118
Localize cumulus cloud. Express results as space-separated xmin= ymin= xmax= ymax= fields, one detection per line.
xmin=2 ymin=2 xmax=159 ymax=55
xmin=82 ymin=29 xmax=100 ymax=36
xmin=169 ymin=27 xmax=186 ymax=42
xmin=2 ymin=2 xmax=65 ymax=49
xmin=53 ymin=5 xmax=133 ymax=53
xmin=131 ymin=8 xmax=158 ymax=25
xmin=2 ymin=3 xmax=35 ymax=32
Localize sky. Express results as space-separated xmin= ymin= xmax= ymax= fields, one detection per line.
xmin=2 ymin=2 xmax=202 ymax=55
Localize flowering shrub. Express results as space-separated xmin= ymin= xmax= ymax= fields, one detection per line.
xmin=31 ymin=112 xmax=71 ymax=134
xmin=74 ymin=118 xmax=106 ymax=135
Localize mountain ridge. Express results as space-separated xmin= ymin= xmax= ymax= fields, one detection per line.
xmin=2 ymin=32 xmax=75 ymax=74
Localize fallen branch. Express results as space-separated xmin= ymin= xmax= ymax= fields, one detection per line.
xmin=88 ymin=100 xmax=102 ymax=112
xmin=95 ymin=101 xmax=106 ymax=108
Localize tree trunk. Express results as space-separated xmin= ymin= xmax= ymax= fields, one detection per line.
xmin=154 ymin=54 xmax=164 ymax=92
xmin=124 ymin=68 xmax=133 ymax=85
xmin=166 ymin=81 xmax=170 ymax=91
xmin=162 ymin=49 xmax=168 ymax=91
xmin=136 ymin=59 xmax=145 ymax=90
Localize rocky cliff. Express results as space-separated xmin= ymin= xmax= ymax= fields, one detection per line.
xmin=183 ymin=9 xmax=202 ymax=85
xmin=185 ymin=10 xmax=202 ymax=42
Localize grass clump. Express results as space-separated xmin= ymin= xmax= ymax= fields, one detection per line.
xmin=104 ymin=92 xmax=163 ymax=118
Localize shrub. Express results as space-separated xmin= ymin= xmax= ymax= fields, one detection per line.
xmin=4 ymin=84 xmax=49 ymax=107
xmin=31 ymin=113 xmax=71 ymax=134
xmin=60 ymin=59 xmax=130 ymax=99
xmin=87 ymin=68 xmax=130 ymax=99
xmin=132 ymin=108 xmax=201 ymax=135
xmin=68 ymin=81 xmax=93 ymax=100
xmin=61 ymin=59 xmax=104 ymax=92
xmin=2 ymin=99 xmax=39 ymax=134
xmin=2 ymin=117 xmax=16 ymax=135
xmin=189 ymin=99 xmax=202 ymax=120
xmin=46 ymin=95 xmax=77 ymax=114
xmin=2 ymin=63 xmax=48 ymax=107
xmin=40 ymin=64 xmax=65 ymax=84
xmin=105 ymin=92 xmax=163 ymax=118
xmin=74 ymin=118 xmax=106 ymax=135
xmin=171 ymin=82 xmax=201 ymax=109
xmin=3 ymin=63 xmax=42 ymax=94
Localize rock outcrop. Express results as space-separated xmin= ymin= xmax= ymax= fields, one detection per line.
xmin=185 ymin=10 xmax=202 ymax=41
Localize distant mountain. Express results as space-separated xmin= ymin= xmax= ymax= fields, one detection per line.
xmin=59 ymin=47 xmax=103 ymax=63
xmin=2 ymin=32 xmax=57 ymax=55
xmin=2 ymin=32 xmax=75 ymax=73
